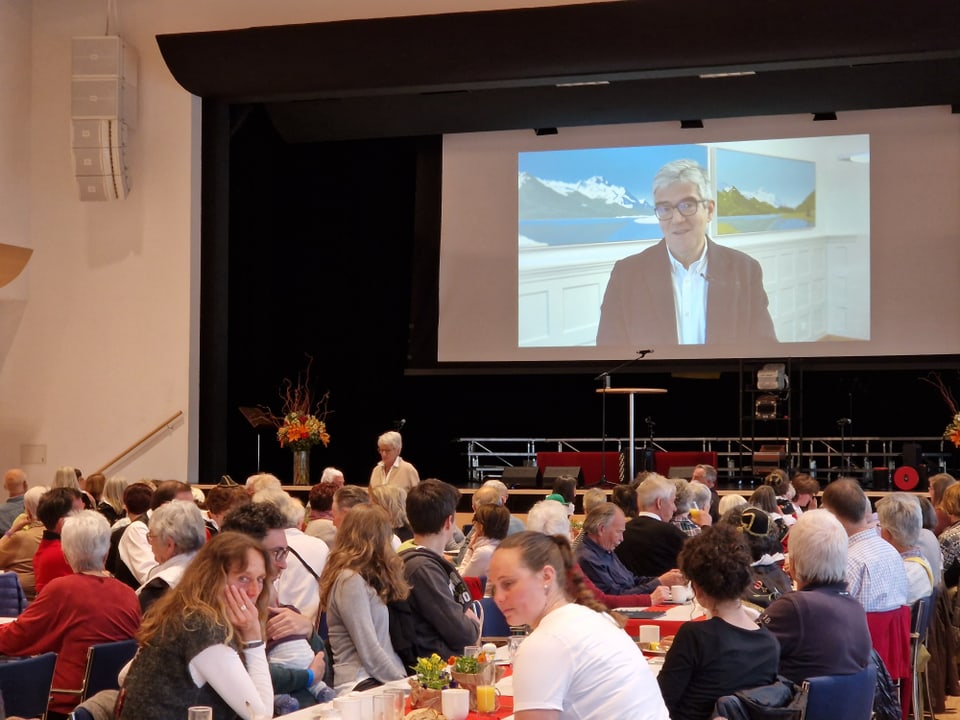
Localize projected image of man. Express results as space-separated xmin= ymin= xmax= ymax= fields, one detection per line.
xmin=596 ymin=160 xmax=776 ymax=346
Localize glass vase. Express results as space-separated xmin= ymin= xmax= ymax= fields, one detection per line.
xmin=292 ymin=448 xmax=311 ymax=485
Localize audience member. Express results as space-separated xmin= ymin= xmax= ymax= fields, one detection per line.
xmin=528 ymin=499 xmax=656 ymax=609
xmin=748 ymin=485 xmax=789 ymax=538
xmin=576 ymin=503 xmax=677 ymax=601
xmin=319 ymin=504 xmax=409 ymax=694
xmin=254 ymin=488 xmax=329 ymax=626
xmin=118 ymin=480 xmax=193 ymax=587
xmin=938 ymin=483 xmax=960 ymax=588
xmin=720 ymin=506 xmax=792 ymax=608
xmin=0 ymin=468 xmax=27 ymax=535
xmin=688 ymin=482 xmax=713 ymax=528
xmin=616 ymin=474 xmax=688 ymax=578
xmin=245 ymin=472 xmax=282 ymax=497
xmin=930 ymin=472 xmax=957 ymax=536
xmin=331 ymin=485 xmax=371 ymax=529
xmin=85 ymin=472 xmax=106 ymax=506
xmin=458 ymin=504 xmax=510 ymax=578
xmin=119 ymin=532 xmax=275 ymax=720
xmin=611 ymin=484 xmax=638 ymax=519
xmin=138 ymin=499 xmax=207 ymax=613
xmin=670 ymin=479 xmax=701 ymax=537
xmin=877 ymin=493 xmax=934 ymax=604
xmin=0 ymin=511 xmax=140 ymax=718
xmin=204 ymin=482 xmax=250 ymax=533
xmin=481 ymin=479 xmax=525 ymax=534
xmin=0 ymin=485 xmax=47 ymax=598
xmin=488 ymin=531 xmax=669 ymax=720
xmin=369 ymin=431 xmax=420 ymax=490
xmin=108 ymin=482 xmax=154 ymax=588
xmin=916 ymin=497 xmax=943 ymax=583
xmin=790 ymin=474 xmax=820 ymax=513
xmin=34 ymin=486 xmax=83 ymax=595
xmin=305 ymin=482 xmax=337 ymax=546
xmin=691 ymin=463 xmax=720 ymax=522
xmin=550 ymin=474 xmax=577 ymax=515
xmin=759 ymin=510 xmax=872 ymax=684
xmin=97 ymin=476 xmax=128 ymax=526
xmin=657 ymin=524 xmax=780 ymax=720
xmin=394 ymin=479 xmax=478 ymax=661
xmin=319 ymin=466 xmax=345 ymax=487
xmin=453 ymin=485 xmax=501 ymax=564
xmin=821 ymin=478 xmax=908 ymax=611
xmin=370 ymin=484 xmax=414 ymax=546
xmin=717 ymin=493 xmax=747 ymax=517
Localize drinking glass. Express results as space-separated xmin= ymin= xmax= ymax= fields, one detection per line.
xmin=188 ymin=707 xmax=213 ymax=720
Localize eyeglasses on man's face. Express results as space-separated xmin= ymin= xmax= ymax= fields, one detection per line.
xmin=270 ymin=545 xmax=290 ymax=563
xmin=654 ymin=198 xmax=709 ymax=220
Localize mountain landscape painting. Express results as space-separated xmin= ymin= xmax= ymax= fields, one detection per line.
xmin=518 ymin=144 xmax=707 ymax=247
xmin=715 ymin=148 xmax=816 ymax=234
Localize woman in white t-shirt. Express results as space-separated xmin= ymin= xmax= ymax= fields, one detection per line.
xmin=487 ymin=531 xmax=669 ymax=720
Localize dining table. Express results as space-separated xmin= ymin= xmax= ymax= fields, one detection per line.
xmin=621 ymin=601 xmax=707 ymax=640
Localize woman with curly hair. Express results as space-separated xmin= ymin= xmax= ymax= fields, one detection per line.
xmin=319 ymin=503 xmax=410 ymax=694
xmin=488 ymin=531 xmax=669 ymax=720
xmin=119 ymin=532 xmax=275 ymax=720
xmin=657 ymin=524 xmax=780 ymax=720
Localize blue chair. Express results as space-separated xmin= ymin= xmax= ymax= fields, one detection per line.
xmin=0 ymin=651 xmax=57 ymax=720
xmin=0 ymin=572 xmax=28 ymax=616
xmin=800 ymin=662 xmax=877 ymax=720
xmin=479 ymin=597 xmax=510 ymax=640
xmin=81 ymin=638 xmax=138 ymax=701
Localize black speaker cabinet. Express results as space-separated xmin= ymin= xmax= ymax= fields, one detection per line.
xmin=541 ymin=466 xmax=584 ymax=488
xmin=500 ymin=466 xmax=540 ymax=488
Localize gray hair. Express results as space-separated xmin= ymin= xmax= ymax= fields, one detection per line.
xmin=482 ymin=479 xmax=509 ymax=501
xmin=23 ymin=486 xmax=49 ymax=519
xmin=320 ymin=467 xmax=345 ymax=485
xmin=526 ymin=499 xmax=571 ymax=537
xmin=637 ymin=474 xmax=675 ymax=511
xmin=652 ymin=159 xmax=714 ymax=202
xmin=689 ymin=482 xmax=712 ymax=512
xmin=695 ymin=464 xmax=718 ymax=484
xmin=246 ymin=473 xmax=281 ymax=494
xmin=583 ymin=488 xmax=608 ymax=515
xmin=672 ymin=479 xmax=694 ymax=514
xmin=377 ymin=431 xmax=403 ymax=451
xmin=877 ymin=492 xmax=922 ymax=548
xmin=53 ymin=466 xmax=80 ymax=490
xmin=149 ymin=499 xmax=206 ymax=554
xmin=472 ymin=486 xmax=502 ymax=509
xmin=718 ymin=493 xmax=747 ymax=516
xmin=788 ymin=509 xmax=848 ymax=586
xmin=583 ymin=502 xmax=621 ymax=537
xmin=253 ymin=488 xmax=304 ymax=529
xmin=61 ymin=510 xmax=111 ymax=572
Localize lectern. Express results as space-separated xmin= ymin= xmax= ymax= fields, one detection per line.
xmin=595 ymin=388 xmax=667 ymax=481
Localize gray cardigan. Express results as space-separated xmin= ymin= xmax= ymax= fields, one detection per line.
xmin=327 ymin=569 xmax=406 ymax=693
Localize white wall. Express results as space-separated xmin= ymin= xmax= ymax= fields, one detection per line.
xmin=0 ymin=0 xmax=603 ymax=489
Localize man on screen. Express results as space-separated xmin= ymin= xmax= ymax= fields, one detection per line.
xmin=596 ymin=159 xmax=777 ymax=346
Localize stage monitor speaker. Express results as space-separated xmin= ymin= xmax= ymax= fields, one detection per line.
xmin=500 ymin=466 xmax=540 ymax=489
xmin=541 ymin=466 xmax=584 ymax=488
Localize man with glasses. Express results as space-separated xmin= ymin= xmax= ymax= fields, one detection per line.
xmin=597 ymin=159 xmax=776 ymax=346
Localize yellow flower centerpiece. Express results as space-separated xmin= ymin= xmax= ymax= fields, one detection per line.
xmin=263 ymin=356 xmax=331 ymax=485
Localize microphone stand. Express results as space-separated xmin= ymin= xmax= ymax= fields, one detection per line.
xmin=595 ymin=350 xmax=652 ymax=485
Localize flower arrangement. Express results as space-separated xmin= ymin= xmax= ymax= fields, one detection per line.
xmin=263 ymin=355 xmax=332 ymax=451
xmin=414 ymin=653 xmax=450 ymax=691
xmin=923 ymin=372 xmax=960 ymax=448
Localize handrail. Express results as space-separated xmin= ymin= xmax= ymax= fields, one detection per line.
xmin=93 ymin=410 xmax=183 ymax=475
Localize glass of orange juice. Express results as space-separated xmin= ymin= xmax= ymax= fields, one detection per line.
xmin=475 ymin=684 xmax=498 ymax=715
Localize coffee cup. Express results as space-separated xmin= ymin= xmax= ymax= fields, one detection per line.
xmin=670 ymin=584 xmax=692 ymax=603
xmin=442 ymin=688 xmax=470 ymax=720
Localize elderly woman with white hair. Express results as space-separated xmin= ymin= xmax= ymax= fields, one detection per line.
xmin=758 ymin=509 xmax=872 ymax=684
xmin=368 ymin=431 xmax=420 ymax=490
xmin=139 ymin=499 xmax=208 ymax=612
xmin=0 ymin=510 xmax=141 ymax=717
xmin=877 ymin=492 xmax=934 ymax=604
